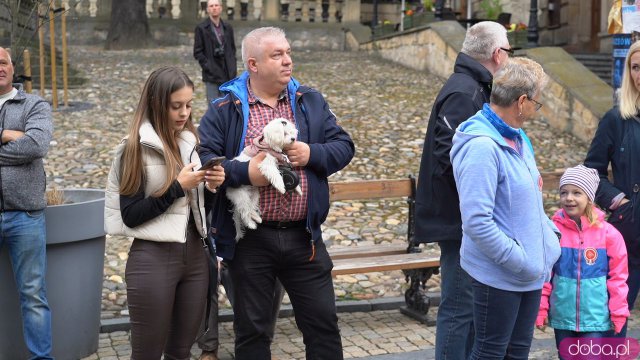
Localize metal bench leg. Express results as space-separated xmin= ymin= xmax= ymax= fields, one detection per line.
xmin=400 ymin=266 xmax=439 ymax=325
xmin=400 ymin=174 xmax=439 ymax=325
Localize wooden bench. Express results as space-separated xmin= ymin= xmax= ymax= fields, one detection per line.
xmin=325 ymin=170 xmax=563 ymax=324
xmin=325 ymin=177 xmax=440 ymax=324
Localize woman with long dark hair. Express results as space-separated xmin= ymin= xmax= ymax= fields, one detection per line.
xmin=105 ymin=66 xmax=224 ymax=359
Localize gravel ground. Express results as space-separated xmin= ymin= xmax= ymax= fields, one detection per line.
xmin=42 ymin=45 xmax=590 ymax=320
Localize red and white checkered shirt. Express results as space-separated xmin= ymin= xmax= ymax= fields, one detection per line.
xmin=246 ymin=80 xmax=308 ymax=222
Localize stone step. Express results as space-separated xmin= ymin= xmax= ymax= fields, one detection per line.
xmin=572 ymin=53 xmax=612 ymax=85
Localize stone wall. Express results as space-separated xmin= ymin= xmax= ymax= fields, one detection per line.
xmin=62 ymin=18 xmax=347 ymax=50
xmin=525 ymin=47 xmax=612 ymax=143
xmin=354 ymin=20 xmax=613 ymax=144
xmin=359 ymin=21 xmax=464 ymax=80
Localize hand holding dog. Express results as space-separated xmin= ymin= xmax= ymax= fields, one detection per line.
xmin=177 ymin=163 xmax=205 ymax=191
xmin=205 ymin=165 xmax=225 ymax=192
xmin=285 ymin=141 xmax=310 ymax=167
xmin=249 ymin=152 xmax=270 ymax=186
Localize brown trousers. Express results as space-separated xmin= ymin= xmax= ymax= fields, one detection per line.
xmin=125 ymin=221 xmax=209 ymax=360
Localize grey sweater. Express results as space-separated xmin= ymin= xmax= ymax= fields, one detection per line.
xmin=0 ymin=89 xmax=53 ymax=211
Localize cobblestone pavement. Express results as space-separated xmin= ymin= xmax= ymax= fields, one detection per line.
xmin=45 ymin=44 xmax=597 ymax=359
xmin=84 ymin=307 xmax=640 ymax=359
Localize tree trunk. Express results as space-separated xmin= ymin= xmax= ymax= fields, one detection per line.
xmin=105 ymin=0 xmax=151 ymax=50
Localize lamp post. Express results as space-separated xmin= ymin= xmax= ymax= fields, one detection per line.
xmin=373 ymin=0 xmax=378 ymax=28
xmin=527 ymin=0 xmax=539 ymax=48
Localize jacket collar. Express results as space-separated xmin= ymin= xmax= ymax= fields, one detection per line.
xmin=454 ymin=52 xmax=493 ymax=86
xmin=204 ymin=18 xmax=225 ymax=29
xmin=552 ymin=207 xmax=606 ymax=230
xmin=138 ymin=119 xmax=197 ymax=153
xmin=6 ymin=86 xmax=26 ymax=102
xmin=220 ymin=71 xmax=301 ymax=103
xmin=220 ymin=72 xmax=302 ymax=156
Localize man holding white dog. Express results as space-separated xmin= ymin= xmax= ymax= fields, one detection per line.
xmin=198 ymin=27 xmax=354 ymax=359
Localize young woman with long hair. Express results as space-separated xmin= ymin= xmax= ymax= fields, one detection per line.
xmin=105 ymin=66 xmax=224 ymax=359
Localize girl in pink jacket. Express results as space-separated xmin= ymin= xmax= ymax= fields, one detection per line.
xmin=536 ymin=165 xmax=629 ymax=358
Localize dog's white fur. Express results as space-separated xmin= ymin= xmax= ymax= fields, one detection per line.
xmin=226 ymin=118 xmax=302 ymax=240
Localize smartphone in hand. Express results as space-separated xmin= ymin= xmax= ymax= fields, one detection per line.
xmin=199 ymin=156 xmax=226 ymax=171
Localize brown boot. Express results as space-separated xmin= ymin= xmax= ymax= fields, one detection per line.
xmin=199 ymin=350 xmax=219 ymax=360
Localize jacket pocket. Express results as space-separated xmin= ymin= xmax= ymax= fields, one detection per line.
xmin=509 ymin=238 xmax=543 ymax=282
xmin=608 ymin=200 xmax=635 ymax=241
xmin=608 ymin=200 xmax=633 ymax=224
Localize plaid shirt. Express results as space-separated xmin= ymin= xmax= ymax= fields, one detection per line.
xmin=246 ymin=81 xmax=308 ymax=221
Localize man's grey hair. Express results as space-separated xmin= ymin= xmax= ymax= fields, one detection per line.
xmin=490 ymin=57 xmax=548 ymax=106
xmin=208 ymin=0 xmax=221 ymax=6
xmin=461 ymin=21 xmax=508 ymax=62
xmin=0 ymin=47 xmax=12 ymax=64
xmin=241 ymin=27 xmax=287 ymax=70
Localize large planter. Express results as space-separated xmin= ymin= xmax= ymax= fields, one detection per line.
xmin=508 ymin=31 xmax=528 ymax=49
xmin=0 ymin=189 xmax=106 ymax=360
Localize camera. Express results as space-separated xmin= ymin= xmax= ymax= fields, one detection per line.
xmin=213 ymin=47 xmax=225 ymax=58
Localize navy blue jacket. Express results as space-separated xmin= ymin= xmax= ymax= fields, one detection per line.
xmin=585 ymin=106 xmax=640 ymax=265
xmin=198 ymin=72 xmax=355 ymax=260
xmin=414 ymin=53 xmax=492 ymax=243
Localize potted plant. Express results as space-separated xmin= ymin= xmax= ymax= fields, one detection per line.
xmin=507 ymin=22 xmax=528 ymax=48
xmin=0 ymin=189 xmax=106 ymax=359
xmin=480 ymin=0 xmax=503 ymax=20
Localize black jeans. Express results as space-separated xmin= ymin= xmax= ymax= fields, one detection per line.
xmin=229 ymin=225 xmax=343 ymax=360
xmin=197 ymin=261 xmax=286 ymax=352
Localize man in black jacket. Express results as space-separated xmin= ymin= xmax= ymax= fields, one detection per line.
xmin=194 ymin=0 xmax=238 ymax=104
xmin=414 ymin=21 xmax=511 ymax=360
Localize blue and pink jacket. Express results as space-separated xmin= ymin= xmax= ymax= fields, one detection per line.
xmin=537 ymin=207 xmax=629 ymax=333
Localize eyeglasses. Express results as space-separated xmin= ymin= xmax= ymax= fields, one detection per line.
xmin=499 ymin=47 xmax=515 ymax=55
xmin=527 ymin=96 xmax=543 ymax=111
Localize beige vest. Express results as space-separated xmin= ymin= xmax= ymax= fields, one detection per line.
xmin=104 ymin=121 xmax=207 ymax=242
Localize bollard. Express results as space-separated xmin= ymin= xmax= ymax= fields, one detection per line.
xmin=23 ymin=49 xmax=32 ymax=93
xmin=49 ymin=3 xmax=58 ymax=110
xmin=38 ymin=4 xmax=46 ymax=97
xmin=61 ymin=3 xmax=68 ymax=107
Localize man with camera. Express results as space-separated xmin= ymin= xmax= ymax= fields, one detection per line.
xmin=194 ymin=0 xmax=238 ymax=104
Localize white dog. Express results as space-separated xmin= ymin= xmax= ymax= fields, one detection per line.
xmin=226 ymin=118 xmax=302 ymax=240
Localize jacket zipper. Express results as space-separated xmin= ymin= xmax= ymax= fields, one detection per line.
xmin=0 ymin=104 xmax=8 ymax=212
xmin=576 ymin=227 xmax=583 ymax=332
xmin=506 ymin=144 xmax=547 ymax=279
xmin=631 ymin=187 xmax=638 ymax=224
xmin=190 ymin=146 xmax=208 ymax=244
